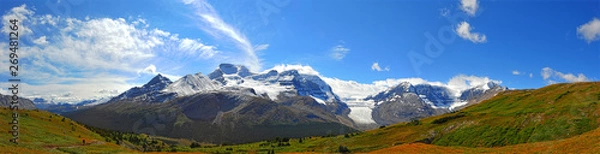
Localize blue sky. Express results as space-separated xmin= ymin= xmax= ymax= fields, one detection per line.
xmin=1 ymin=0 xmax=599 ymax=102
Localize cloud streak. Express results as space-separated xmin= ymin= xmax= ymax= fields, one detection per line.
xmin=182 ymin=0 xmax=263 ymax=71
xmin=330 ymin=45 xmax=350 ymax=60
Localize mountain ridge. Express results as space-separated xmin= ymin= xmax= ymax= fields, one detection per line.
xmin=58 ymin=63 xmax=509 ymax=130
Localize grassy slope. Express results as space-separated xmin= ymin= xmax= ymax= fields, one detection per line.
xmin=189 ymin=82 xmax=600 ymax=153
xmin=370 ymin=124 xmax=600 ymax=154
xmin=0 ymin=108 xmax=134 ymax=154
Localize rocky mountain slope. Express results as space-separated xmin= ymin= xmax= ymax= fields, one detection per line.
xmin=0 ymin=93 xmax=36 ymax=110
xmin=369 ymin=81 xmax=507 ymax=125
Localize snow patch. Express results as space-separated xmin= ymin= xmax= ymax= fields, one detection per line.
xmin=419 ymin=94 xmax=440 ymax=108
xmin=310 ymin=96 xmax=327 ymax=105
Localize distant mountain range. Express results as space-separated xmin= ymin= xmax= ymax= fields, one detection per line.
xmin=57 ymin=63 xmax=506 ymax=143
xmin=369 ymin=81 xmax=506 ymax=125
xmin=0 ymin=93 xmax=36 ymax=110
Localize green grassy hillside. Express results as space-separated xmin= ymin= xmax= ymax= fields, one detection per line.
xmin=0 ymin=108 xmax=134 ymax=153
xmin=191 ymin=82 xmax=600 ymax=153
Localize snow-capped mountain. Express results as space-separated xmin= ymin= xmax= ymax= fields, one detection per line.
xmin=110 ymin=63 xmax=343 ymax=109
xmin=67 ymin=64 xmax=358 ymax=143
xmin=98 ymin=63 xmax=507 ymax=130
xmin=110 ymin=74 xmax=176 ymax=103
xmin=454 ymin=81 xmax=508 ymax=110
xmin=163 ymin=72 xmax=221 ymax=96
xmin=366 ymin=81 xmax=507 ymax=125
xmin=208 ymin=63 xmax=254 ymax=85
xmin=207 ymin=63 xmax=339 ymax=105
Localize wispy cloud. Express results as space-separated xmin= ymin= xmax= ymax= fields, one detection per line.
xmin=512 ymin=70 xmax=521 ymax=75
xmin=33 ymin=36 xmax=49 ymax=45
xmin=254 ymin=44 xmax=270 ymax=51
xmin=460 ymin=0 xmax=479 ymax=16
xmin=456 ymin=21 xmax=487 ymax=43
xmin=371 ymin=62 xmax=390 ymax=72
xmin=177 ymin=38 xmax=219 ymax=58
xmin=440 ymin=8 xmax=450 ymax=17
xmin=330 ymin=45 xmax=350 ymax=60
xmin=541 ymin=67 xmax=589 ymax=84
xmin=182 ymin=0 xmax=262 ymax=71
xmin=577 ymin=17 xmax=600 ymax=43
xmin=513 ymin=70 xmax=534 ymax=78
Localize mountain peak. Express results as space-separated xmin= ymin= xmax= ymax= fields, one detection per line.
xmin=145 ymin=74 xmax=172 ymax=88
xmin=208 ymin=63 xmax=254 ymax=81
xmin=219 ymin=63 xmax=252 ymax=76
xmin=389 ymin=82 xmax=414 ymax=92
xmin=164 ymin=72 xmax=221 ymax=96
xmin=108 ymin=74 xmax=175 ymax=103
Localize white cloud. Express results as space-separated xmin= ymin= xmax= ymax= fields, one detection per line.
xmin=182 ymin=0 xmax=262 ymax=71
xmin=577 ymin=17 xmax=600 ymax=43
xmin=460 ymin=0 xmax=479 ymax=16
xmin=0 ymin=75 xmax=134 ymax=104
xmin=512 ymin=70 xmax=521 ymax=75
xmin=141 ymin=64 xmax=157 ymax=74
xmin=136 ymin=64 xmax=181 ymax=81
xmin=456 ymin=21 xmax=487 ymax=43
xmin=35 ymin=14 xmax=59 ymax=26
xmin=263 ymin=64 xmax=320 ymax=76
xmin=1 ymin=4 xmax=34 ymax=36
xmin=0 ymin=5 xmax=214 ymax=103
xmin=330 ymin=45 xmax=350 ymax=60
xmin=33 ymin=36 xmax=49 ymax=45
xmin=371 ymin=62 xmax=390 ymax=72
xmin=322 ymin=77 xmax=385 ymax=100
xmin=529 ymin=73 xmax=533 ymax=78
xmin=371 ymin=63 xmax=382 ymax=71
xmin=541 ymin=67 xmax=589 ymax=83
xmin=446 ymin=74 xmax=500 ymax=95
